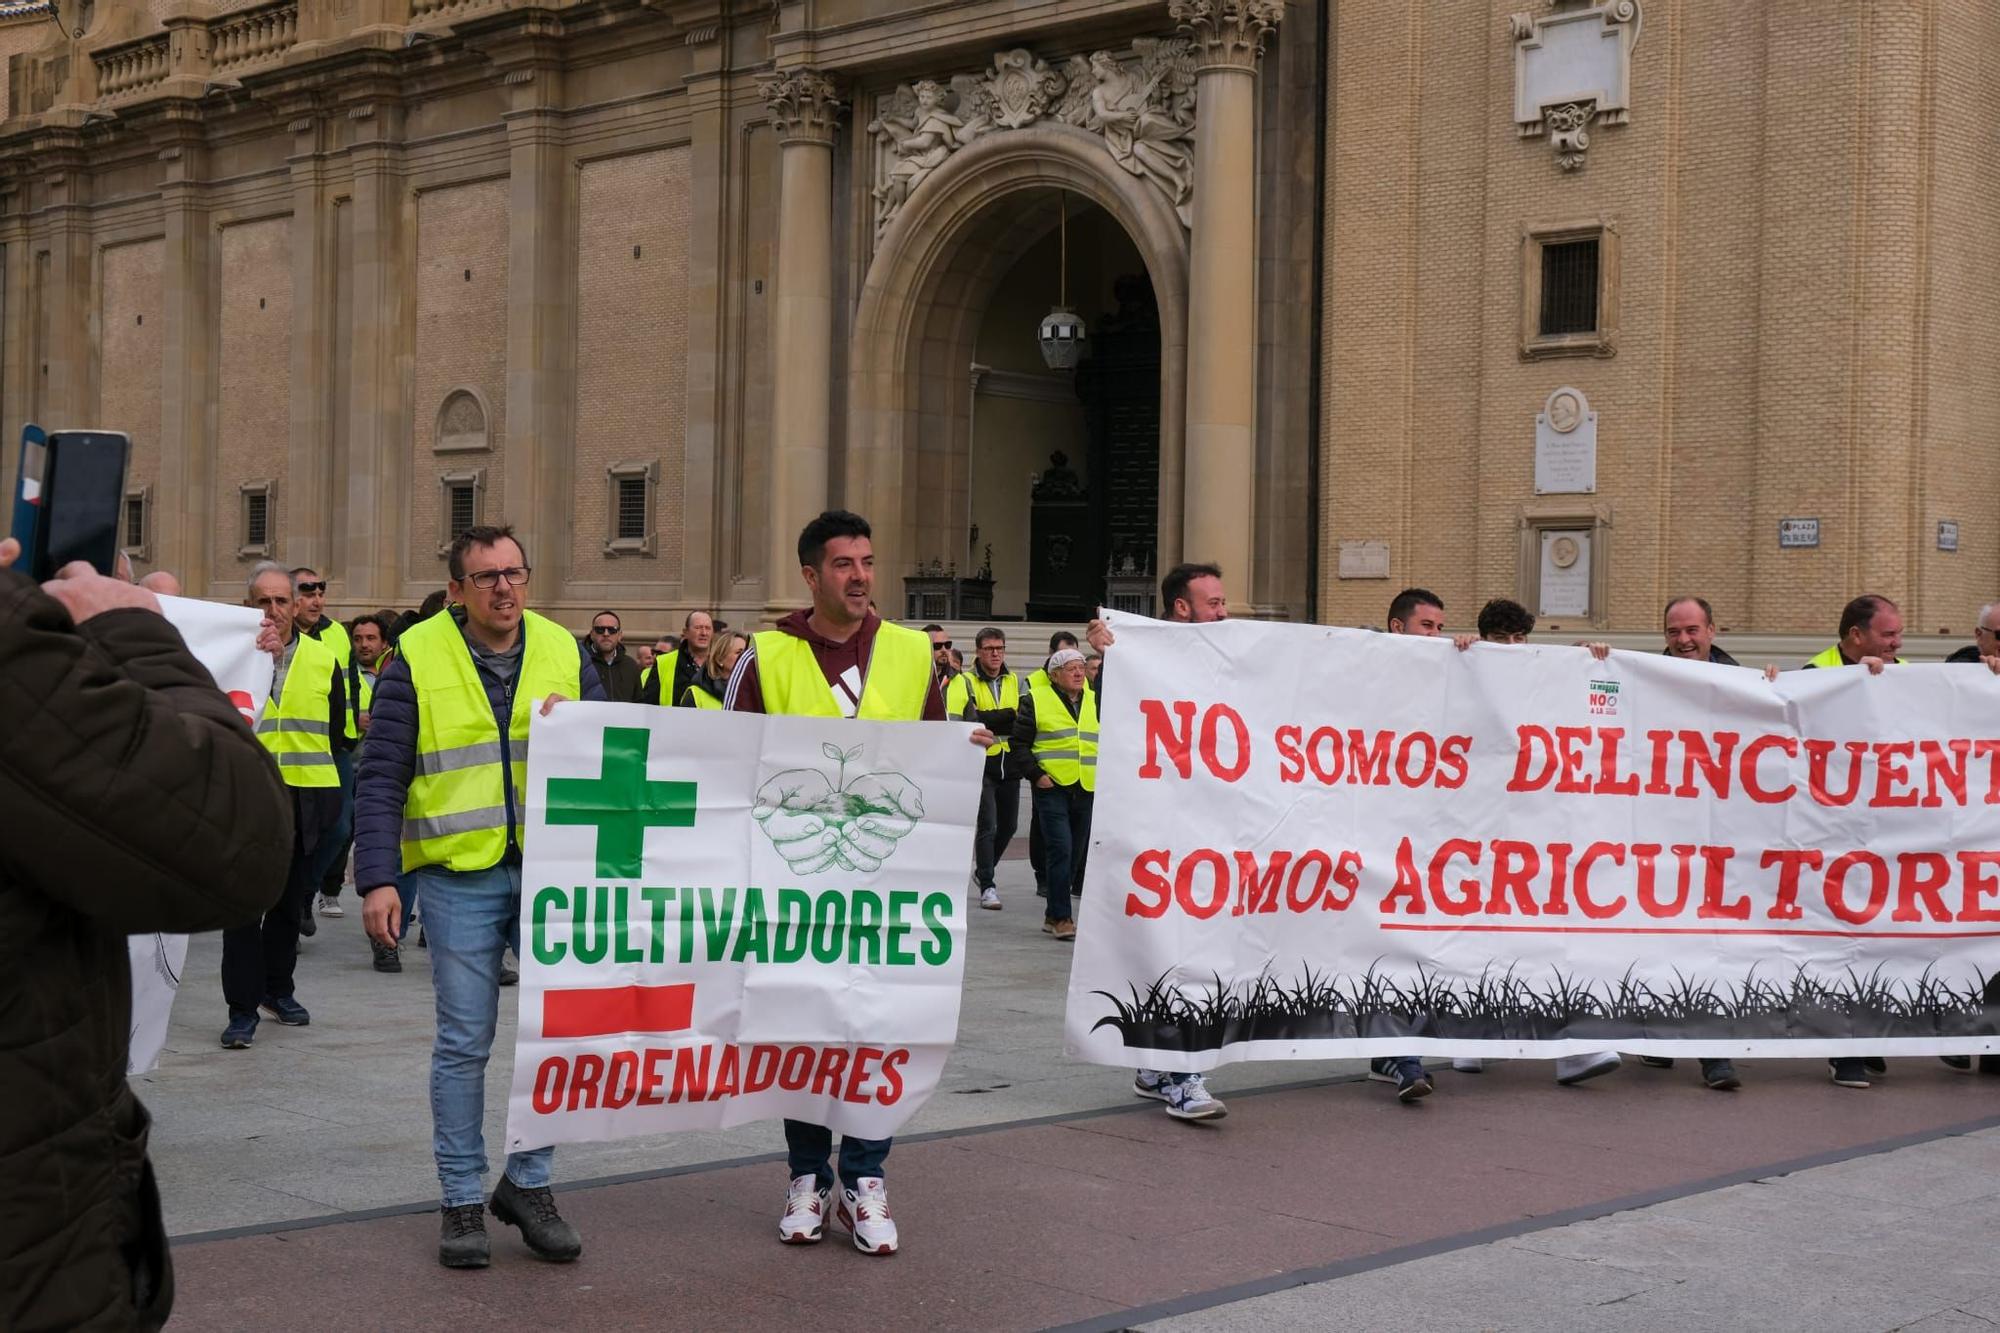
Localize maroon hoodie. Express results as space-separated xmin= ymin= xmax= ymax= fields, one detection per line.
xmin=725 ymin=609 xmax=946 ymax=719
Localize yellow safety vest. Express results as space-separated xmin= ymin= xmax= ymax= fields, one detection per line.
xmin=752 ymin=621 xmax=931 ymax=721
xmin=306 ymin=618 xmax=359 ymax=741
xmin=681 ymin=682 xmax=724 ymax=711
xmin=945 ymin=669 xmax=1018 ymax=755
xmin=1027 ymin=672 xmax=1098 ymax=792
xmin=398 ymin=609 xmax=581 ymax=874
xmin=255 ymin=632 xmax=340 ymax=789
xmin=1806 ymin=645 xmax=1906 ymax=668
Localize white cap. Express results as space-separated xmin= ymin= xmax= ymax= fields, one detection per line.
xmin=1048 ymin=647 xmax=1087 ymax=670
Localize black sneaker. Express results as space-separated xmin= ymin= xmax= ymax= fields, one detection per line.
xmin=439 ymin=1203 xmax=490 ymax=1269
xmin=1862 ymin=1056 xmax=1888 ymax=1075
xmin=1940 ymin=1055 xmax=1973 ymax=1071
xmin=260 ymin=995 xmax=311 ymax=1026
xmin=498 ymin=964 xmax=519 ymax=987
xmin=372 ymin=941 xmax=403 ymax=974
xmin=1829 ymin=1058 xmax=1871 ymax=1089
xmin=220 ymin=1011 xmax=258 ymax=1049
xmin=489 ymin=1176 xmax=581 ymax=1262
xmin=1639 ymin=1056 xmax=1676 ymax=1069
xmin=298 ymin=906 xmax=317 ymax=938
xmin=1700 ymin=1059 xmax=1741 ymax=1091
xmin=416 ymin=927 xmax=428 ymax=949
xmin=1981 ymin=1054 xmax=2000 ymax=1076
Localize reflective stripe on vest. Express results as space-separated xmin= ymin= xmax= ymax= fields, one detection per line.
xmin=307 ymin=619 xmax=360 ymax=742
xmin=944 ymin=670 xmax=1017 ymax=755
xmin=398 ymin=609 xmax=581 ymax=874
xmin=1028 ymin=672 xmax=1098 ymax=792
xmin=257 ymin=633 xmax=340 ymax=789
xmin=751 ymin=621 xmax=932 ymax=721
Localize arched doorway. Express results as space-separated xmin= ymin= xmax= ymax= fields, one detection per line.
xmin=845 ymin=124 xmax=1189 ymax=616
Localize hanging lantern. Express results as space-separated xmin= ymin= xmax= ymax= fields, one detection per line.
xmin=1038 ymin=190 xmax=1088 ymax=370
xmin=1039 ymin=306 xmax=1087 ymax=370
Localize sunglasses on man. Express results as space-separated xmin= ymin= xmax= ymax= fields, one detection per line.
xmin=591 ymin=625 xmax=620 ymax=635
xmin=295 ymin=580 xmax=326 ymax=595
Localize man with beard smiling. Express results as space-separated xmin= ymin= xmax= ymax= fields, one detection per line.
xmin=727 ymin=509 xmax=992 ymax=1257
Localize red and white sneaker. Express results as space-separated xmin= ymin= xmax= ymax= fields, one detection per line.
xmin=837 ymin=1177 xmax=899 ymax=1255
xmin=778 ymin=1173 xmax=829 ymax=1244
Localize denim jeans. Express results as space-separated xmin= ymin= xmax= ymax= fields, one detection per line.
xmin=973 ymin=759 xmax=1020 ymax=891
xmin=1032 ymin=781 xmax=1092 ymax=922
xmin=411 ymin=862 xmax=551 ymax=1208
xmin=785 ymin=1120 xmax=890 ymax=1189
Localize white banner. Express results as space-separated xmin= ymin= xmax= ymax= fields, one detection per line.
xmin=127 ymin=595 xmax=271 ymax=1074
xmin=1065 ymin=616 xmax=2000 ymax=1066
xmin=505 ymin=703 xmax=982 ymax=1152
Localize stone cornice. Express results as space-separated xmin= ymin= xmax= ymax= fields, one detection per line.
xmin=1168 ymin=0 xmax=1282 ymax=72
xmin=759 ymin=67 xmax=843 ymax=146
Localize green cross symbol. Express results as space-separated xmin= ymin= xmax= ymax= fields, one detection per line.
xmin=545 ymin=726 xmax=696 ymax=878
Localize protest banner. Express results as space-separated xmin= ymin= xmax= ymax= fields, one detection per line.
xmin=127 ymin=594 xmax=270 ymax=1074
xmin=505 ymin=703 xmax=981 ymax=1152
xmin=1065 ymin=616 xmax=2000 ymax=1067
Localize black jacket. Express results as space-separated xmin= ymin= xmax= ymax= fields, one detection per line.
xmin=588 ymin=644 xmax=644 ymax=703
xmin=0 ymin=574 xmax=293 ymax=1331
xmin=1663 ymin=645 xmax=1741 ymax=666
xmin=354 ymin=610 xmax=603 ymax=890
xmin=1947 ymin=644 xmax=1985 ymax=664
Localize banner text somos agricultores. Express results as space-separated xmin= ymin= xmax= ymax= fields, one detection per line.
xmin=1064 ymin=617 xmax=2000 ymax=1066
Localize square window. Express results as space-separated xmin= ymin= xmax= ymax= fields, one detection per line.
xmin=1539 ymin=239 xmax=1599 ymax=336
xmin=436 ymin=470 xmax=486 ymax=556
xmin=238 ymin=481 xmax=274 ymax=559
xmin=1521 ymin=220 xmax=1619 ymax=359
xmin=604 ymin=461 xmax=658 ymax=557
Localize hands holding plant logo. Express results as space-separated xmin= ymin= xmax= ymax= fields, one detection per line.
xmin=754 ymin=743 xmax=926 ymax=874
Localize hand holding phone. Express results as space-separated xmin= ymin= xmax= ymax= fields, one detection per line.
xmin=11 ymin=428 xmax=132 ymax=582
xmin=41 ymin=561 xmax=160 ymax=625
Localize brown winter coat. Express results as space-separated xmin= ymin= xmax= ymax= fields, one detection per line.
xmin=0 ymin=572 xmax=293 ymax=1330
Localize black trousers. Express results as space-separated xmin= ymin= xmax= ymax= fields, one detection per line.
xmin=221 ymin=847 xmax=317 ymax=1013
xmin=973 ymin=755 xmax=1019 ymax=890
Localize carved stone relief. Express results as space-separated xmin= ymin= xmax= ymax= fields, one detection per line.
xmin=1510 ymin=1 xmax=1639 ymax=171
xmin=435 ymin=387 xmax=490 ymax=452
xmin=867 ymin=39 xmax=1198 ymax=238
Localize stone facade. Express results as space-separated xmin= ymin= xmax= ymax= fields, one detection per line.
xmin=0 ymin=0 xmax=1320 ymax=628
xmin=1320 ymin=0 xmax=2000 ymax=639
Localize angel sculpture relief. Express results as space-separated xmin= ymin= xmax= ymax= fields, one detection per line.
xmin=869 ymin=80 xmax=964 ymax=231
xmin=1069 ymin=48 xmax=1196 ymax=226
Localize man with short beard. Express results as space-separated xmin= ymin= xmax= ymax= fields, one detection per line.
xmin=729 ymin=509 xmax=991 ymax=1257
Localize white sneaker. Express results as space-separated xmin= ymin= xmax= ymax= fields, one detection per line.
xmin=1133 ymin=1069 xmax=1169 ymax=1101
xmin=1452 ymin=1057 xmax=1486 ymax=1073
xmin=837 ymin=1177 xmax=898 ymax=1255
xmin=317 ymin=895 xmax=344 ymax=918
xmin=979 ymin=886 xmax=1002 ymax=911
xmin=1162 ymin=1072 xmax=1228 ymax=1121
xmin=1555 ymin=1051 xmax=1622 ymax=1085
xmin=778 ymin=1173 xmax=829 ymax=1244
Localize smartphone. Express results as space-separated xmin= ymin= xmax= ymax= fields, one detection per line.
xmin=13 ymin=429 xmax=132 ymax=581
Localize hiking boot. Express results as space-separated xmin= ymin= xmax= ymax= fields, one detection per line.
xmin=438 ymin=1203 xmax=490 ymax=1269
xmin=779 ymin=1173 xmax=830 ymax=1244
xmin=372 ymin=940 xmax=402 ymax=973
xmin=1050 ymin=918 xmax=1077 ymax=941
xmin=837 ymin=1178 xmax=898 ymax=1256
xmin=259 ymin=995 xmax=310 ymax=1026
xmin=220 ymin=1011 xmax=258 ymax=1049
xmin=1701 ymin=1059 xmax=1741 ymax=1091
xmin=1162 ymin=1073 xmax=1228 ymax=1121
xmin=489 ymin=1176 xmax=581 ymax=1262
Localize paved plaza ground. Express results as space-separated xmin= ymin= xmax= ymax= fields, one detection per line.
xmin=145 ymin=859 xmax=2000 ymax=1331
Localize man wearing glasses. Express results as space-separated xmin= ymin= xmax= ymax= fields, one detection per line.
xmin=585 ymin=610 xmax=643 ymax=702
xmin=1946 ymin=603 xmax=2000 ymax=665
xmin=354 ymin=525 xmax=604 ymax=1269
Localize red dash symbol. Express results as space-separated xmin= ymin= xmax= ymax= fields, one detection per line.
xmin=542 ymin=984 xmax=696 ymax=1039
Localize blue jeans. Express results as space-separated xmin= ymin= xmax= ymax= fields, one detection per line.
xmin=785 ymin=1120 xmax=890 ymax=1189
xmin=1032 ymin=781 xmax=1092 ymax=923
xmin=411 ymin=863 xmax=551 ymax=1208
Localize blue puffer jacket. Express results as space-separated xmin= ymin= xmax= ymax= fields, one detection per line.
xmin=354 ymin=610 xmax=603 ymax=890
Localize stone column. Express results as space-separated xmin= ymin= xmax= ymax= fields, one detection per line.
xmin=342 ymin=88 xmax=410 ymax=607
xmin=758 ymin=68 xmax=842 ymax=617
xmin=285 ymin=106 xmax=336 ymax=578
xmin=1172 ymin=0 xmax=1280 ymax=595
xmin=155 ymin=117 xmax=217 ymax=594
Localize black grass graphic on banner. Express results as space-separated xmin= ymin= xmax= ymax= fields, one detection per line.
xmin=1091 ymin=962 xmax=2000 ymax=1051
